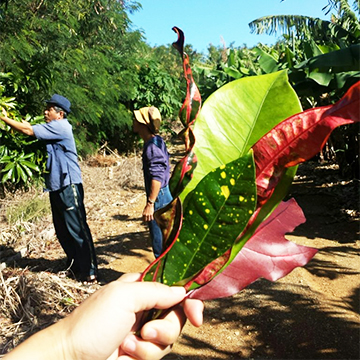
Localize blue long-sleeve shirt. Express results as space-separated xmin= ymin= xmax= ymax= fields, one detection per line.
xmin=142 ymin=135 xmax=170 ymax=196
xmin=32 ymin=119 xmax=82 ymax=191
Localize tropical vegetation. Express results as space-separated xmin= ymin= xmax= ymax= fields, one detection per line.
xmin=0 ymin=0 xmax=359 ymax=192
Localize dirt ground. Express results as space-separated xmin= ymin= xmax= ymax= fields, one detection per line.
xmin=1 ymin=153 xmax=359 ymax=359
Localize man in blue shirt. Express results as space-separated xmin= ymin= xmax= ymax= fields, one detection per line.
xmin=133 ymin=106 xmax=172 ymax=258
xmin=0 ymin=94 xmax=98 ymax=284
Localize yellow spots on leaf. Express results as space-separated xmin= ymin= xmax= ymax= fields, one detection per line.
xmin=239 ymin=195 xmax=245 ymax=202
xmin=221 ymin=171 xmax=226 ymax=179
xmin=212 ymin=246 xmax=217 ymax=251
xmin=204 ymin=224 xmax=209 ymax=230
xmin=205 ymin=209 xmax=210 ymax=214
xmin=202 ymin=202 xmax=206 ymax=206
xmin=189 ymin=210 xmax=193 ymax=215
xmin=220 ymin=164 xmax=226 ymax=170
xmin=163 ymin=279 xmax=168 ymax=284
xmin=249 ymin=210 xmax=253 ymax=215
xmin=221 ymin=185 xmax=230 ymax=199
xmin=230 ymin=178 xmax=235 ymax=186
xmin=218 ymin=224 xmax=222 ymax=228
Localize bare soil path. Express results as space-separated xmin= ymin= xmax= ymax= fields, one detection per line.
xmin=1 ymin=155 xmax=359 ymax=359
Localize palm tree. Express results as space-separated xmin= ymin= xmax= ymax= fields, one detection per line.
xmin=249 ymin=0 xmax=359 ymax=48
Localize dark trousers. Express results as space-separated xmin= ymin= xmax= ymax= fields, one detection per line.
xmin=49 ymin=183 xmax=97 ymax=280
xmin=148 ymin=185 xmax=173 ymax=258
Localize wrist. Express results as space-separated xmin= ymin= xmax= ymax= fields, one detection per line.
xmin=147 ymin=198 xmax=156 ymax=205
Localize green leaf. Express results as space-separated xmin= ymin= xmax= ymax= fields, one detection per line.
xmin=294 ymin=44 xmax=360 ymax=73
xmin=16 ymin=164 xmax=27 ymax=183
xmin=162 ymin=152 xmax=257 ymax=286
xmin=230 ymin=165 xmax=298 ymax=261
xmin=180 ymin=71 xmax=302 ymax=201
xmin=0 ymin=155 xmax=12 ymax=164
xmin=254 ymin=47 xmax=279 ymax=73
xmin=20 ymin=160 xmax=40 ymax=172
xmin=1 ymin=168 xmax=13 ymax=183
xmin=1 ymin=161 xmax=15 ymax=172
xmin=223 ymin=67 xmax=243 ymax=79
xmin=308 ymin=70 xmax=334 ymax=86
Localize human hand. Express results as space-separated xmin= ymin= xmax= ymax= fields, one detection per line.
xmin=63 ymin=273 xmax=203 ymax=360
xmin=143 ymin=202 xmax=155 ymax=222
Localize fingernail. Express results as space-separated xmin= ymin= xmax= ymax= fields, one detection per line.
xmin=122 ymin=338 xmax=136 ymax=353
xmin=143 ymin=327 xmax=158 ymax=340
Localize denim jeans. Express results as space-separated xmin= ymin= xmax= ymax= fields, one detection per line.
xmin=148 ymin=185 xmax=173 ymax=258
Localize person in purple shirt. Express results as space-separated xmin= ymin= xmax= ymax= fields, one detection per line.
xmin=0 ymin=94 xmax=97 ymax=284
xmin=133 ymin=107 xmax=172 ymax=258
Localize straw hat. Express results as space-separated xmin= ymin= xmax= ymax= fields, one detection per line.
xmin=134 ymin=106 xmax=161 ymax=134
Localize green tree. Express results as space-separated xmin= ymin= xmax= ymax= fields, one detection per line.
xmin=0 ymin=0 xmax=144 ymax=154
xmin=132 ymin=43 xmax=183 ymax=119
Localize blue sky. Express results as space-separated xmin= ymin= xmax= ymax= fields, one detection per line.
xmin=129 ymin=0 xmax=332 ymax=53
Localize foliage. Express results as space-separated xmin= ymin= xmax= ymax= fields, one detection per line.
xmin=181 ymin=71 xmax=302 ymax=200
xmin=0 ymin=152 xmax=40 ymax=184
xmin=0 ymin=0 xmax=192 ymax=154
xmin=0 ymin=79 xmax=45 ymax=189
xmin=193 ymin=46 xmax=261 ymax=102
xmin=0 ymin=0 xmax=148 ymax=153
xmin=249 ymin=0 xmax=360 ymax=179
xmin=249 ymin=0 xmax=360 ymax=47
xmin=131 ymin=43 xmax=183 ymax=119
xmin=190 ymin=198 xmax=316 ymax=300
xmin=190 ymin=0 xmax=359 ymax=179
xmin=141 ymin=29 xmax=359 ymax=306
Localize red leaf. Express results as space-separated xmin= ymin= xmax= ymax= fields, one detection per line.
xmin=172 ymin=26 xmax=201 ymax=127
xmin=141 ymin=198 xmax=183 ymax=282
xmin=254 ymin=81 xmax=360 ymax=205
xmin=189 ymin=198 xmax=317 ymax=300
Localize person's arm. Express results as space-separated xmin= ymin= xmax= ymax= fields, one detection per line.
xmin=143 ymin=179 xmax=161 ymax=222
xmin=4 ymin=273 xmax=203 ymax=360
xmin=0 ymin=108 xmax=34 ymax=136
